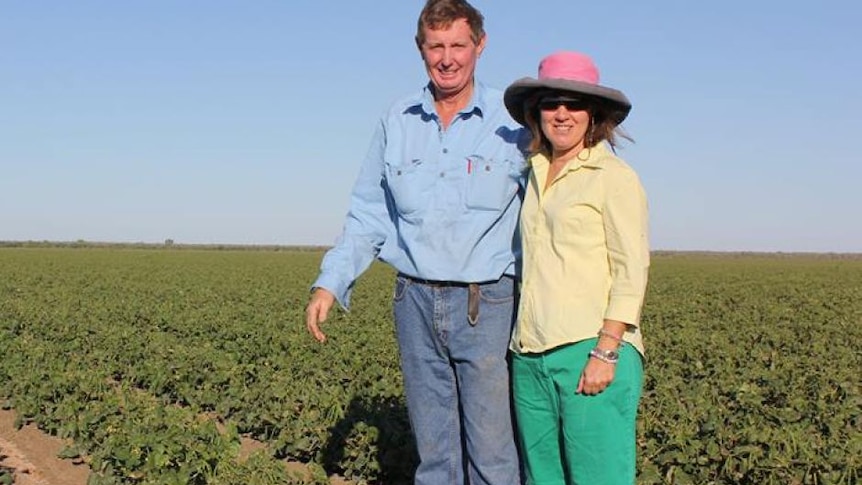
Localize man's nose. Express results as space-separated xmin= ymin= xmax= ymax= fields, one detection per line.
xmin=441 ymin=48 xmax=453 ymax=65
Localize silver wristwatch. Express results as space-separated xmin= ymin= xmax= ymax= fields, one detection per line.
xmin=589 ymin=347 xmax=620 ymax=364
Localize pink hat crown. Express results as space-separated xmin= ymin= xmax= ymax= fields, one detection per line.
xmin=538 ymin=51 xmax=600 ymax=85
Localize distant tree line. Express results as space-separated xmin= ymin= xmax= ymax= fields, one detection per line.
xmin=1 ymin=241 xmax=859 ymax=258
xmin=0 ymin=240 xmax=333 ymax=252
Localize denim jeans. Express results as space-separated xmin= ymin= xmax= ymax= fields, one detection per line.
xmin=393 ymin=274 xmax=521 ymax=485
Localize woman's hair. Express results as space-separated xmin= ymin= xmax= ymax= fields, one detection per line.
xmin=415 ymin=0 xmax=485 ymax=46
xmin=523 ymin=91 xmax=632 ymax=156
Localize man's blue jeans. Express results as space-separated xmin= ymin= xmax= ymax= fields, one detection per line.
xmin=393 ymin=274 xmax=521 ymax=485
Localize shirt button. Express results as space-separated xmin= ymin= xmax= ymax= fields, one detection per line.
xmin=442 ymin=148 xmax=449 ymax=154
xmin=439 ymin=172 xmax=445 ymax=177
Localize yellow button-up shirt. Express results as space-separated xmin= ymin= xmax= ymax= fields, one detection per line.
xmin=512 ymin=143 xmax=649 ymax=356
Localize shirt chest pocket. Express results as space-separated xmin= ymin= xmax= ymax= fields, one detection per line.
xmin=551 ymin=201 xmax=603 ymax=244
xmin=465 ymin=155 xmax=518 ymax=211
xmin=384 ymin=161 xmax=432 ymax=215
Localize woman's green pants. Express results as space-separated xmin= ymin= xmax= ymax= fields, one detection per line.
xmin=512 ymin=338 xmax=644 ymax=485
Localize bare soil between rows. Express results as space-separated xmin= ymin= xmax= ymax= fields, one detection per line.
xmin=0 ymin=409 xmax=352 ymax=485
xmin=0 ymin=409 xmax=88 ymax=485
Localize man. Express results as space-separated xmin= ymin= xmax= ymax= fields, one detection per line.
xmin=305 ymin=1 xmax=525 ymax=483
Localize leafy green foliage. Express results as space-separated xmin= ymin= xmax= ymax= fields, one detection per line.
xmin=0 ymin=458 xmax=13 ymax=485
xmin=637 ymin=254 xmax=861 ymax=485
xmin=0 ymin=248 xmax=859 ymax=484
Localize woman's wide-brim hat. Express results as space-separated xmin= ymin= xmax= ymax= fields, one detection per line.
xmin=504 ymin=51 xmax=632 ymax=126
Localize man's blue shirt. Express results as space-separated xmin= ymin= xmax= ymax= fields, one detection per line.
xmin=313 ymin=81 xmax=528 ymax=308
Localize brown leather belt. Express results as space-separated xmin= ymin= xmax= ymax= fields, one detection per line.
xmin=467 ymin=283 xmax=480 ymax=326
xmin=402 ymin=276 xmax=472 ymax=287
xmin=400 ymin=275 xmax=483 ymax=325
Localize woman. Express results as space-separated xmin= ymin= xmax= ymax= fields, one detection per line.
xmin=503 ymin=51 xmax=649 ymax=484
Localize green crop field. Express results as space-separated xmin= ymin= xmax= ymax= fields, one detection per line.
xmin=0 ymin=247 xmax=859 ymax=484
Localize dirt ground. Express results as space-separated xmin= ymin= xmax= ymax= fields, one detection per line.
xmin=0 ymin=409 xmax=354 ymax=485
xmin=0 ymin=410 xmax=90 ymax=485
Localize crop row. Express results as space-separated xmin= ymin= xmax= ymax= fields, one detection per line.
xmin=0 ymin=248 xmax=860 ymax=484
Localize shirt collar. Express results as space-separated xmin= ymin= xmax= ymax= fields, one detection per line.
xmin=529 ymin=142 xmax=613 ymax=171
xmin=407 ymin=81 xmax=485 ymax=119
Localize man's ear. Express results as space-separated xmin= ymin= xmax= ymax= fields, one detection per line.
xmin=475 ymin=33 xmax=487 ymax=57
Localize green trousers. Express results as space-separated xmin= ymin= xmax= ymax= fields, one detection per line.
xmin=512 ymin=338 xmax=644 ymax=485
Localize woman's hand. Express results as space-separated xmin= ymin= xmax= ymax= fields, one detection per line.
xmin=576 ymin=357 xmax=616 ymax=395
xmin=576 ymin=319 xmax=628 ymax=395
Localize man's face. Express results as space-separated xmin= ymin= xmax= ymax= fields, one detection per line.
xmin=419 ymin=18 xmax=485 ymax=99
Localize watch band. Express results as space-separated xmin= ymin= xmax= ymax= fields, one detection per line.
xmin=589 ymin=347 xmax=620 ymax=364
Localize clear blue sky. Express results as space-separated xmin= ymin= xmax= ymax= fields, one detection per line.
xmin=2 ymin=0 xmax=860 ymax=252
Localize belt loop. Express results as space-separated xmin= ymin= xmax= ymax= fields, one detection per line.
xmin=467 ymin=283 xmax=480 ymax=325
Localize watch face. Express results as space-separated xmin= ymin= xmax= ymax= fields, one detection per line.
xmin=590 ymin=348 xmax=620 ymax=362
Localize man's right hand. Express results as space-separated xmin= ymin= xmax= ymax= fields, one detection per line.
xmin=306 ymin=288 xmax=336 ymax=343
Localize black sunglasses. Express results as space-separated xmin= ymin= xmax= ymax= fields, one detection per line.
xmin=537 ymin=96 xmax=589 ymax=112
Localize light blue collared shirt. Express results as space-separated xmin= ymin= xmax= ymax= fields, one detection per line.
xmin=313 ymin=81 xmax=528 ymax=308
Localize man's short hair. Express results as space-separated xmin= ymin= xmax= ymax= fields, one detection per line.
xmin=415 ymin=0 xmax=485 ymax=46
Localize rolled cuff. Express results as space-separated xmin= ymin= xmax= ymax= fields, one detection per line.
xmin=604 ymin=294 xmax=644 ymax=327
xmin=311 ymin=273 xmax=353 ymax=311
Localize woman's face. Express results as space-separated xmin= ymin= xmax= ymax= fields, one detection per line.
xmin=539 ymin=95 xmax=591 ymax=160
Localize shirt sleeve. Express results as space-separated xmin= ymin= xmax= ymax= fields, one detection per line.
xmin=312 ymin=120 xmax=391 ymax=310
xmin=602 ymin=167 xmax=650 ymax=326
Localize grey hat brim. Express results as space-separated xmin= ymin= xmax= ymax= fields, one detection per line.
xmin=504 ymin=77 xmax=631 ymax=126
